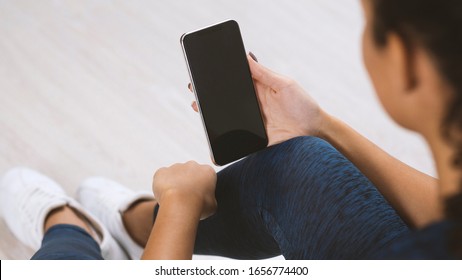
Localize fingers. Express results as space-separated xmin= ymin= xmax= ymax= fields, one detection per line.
xmin=249 ymin=51 xmax=258 ymax=62
xmin=247 ymin=55 xmax=289 ymax=91
xmin=187 ymin=83 xmax=199 ymax=112
xmin=191 ymin=101 xmax=198 ymax=112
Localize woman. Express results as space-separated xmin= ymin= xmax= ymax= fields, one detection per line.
xmin=1 ymin=0 xmax=460 ymax=259
xmin=167 ymin=0 xmax=462 ymax=259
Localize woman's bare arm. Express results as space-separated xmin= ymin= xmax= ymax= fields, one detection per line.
xmin=141 ymin=191 xmax=202 ymax=259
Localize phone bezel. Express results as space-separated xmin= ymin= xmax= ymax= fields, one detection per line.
xmin=180 ymin=19 xmax=268 ymax=166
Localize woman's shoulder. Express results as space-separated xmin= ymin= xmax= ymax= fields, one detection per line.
xmin=376 ymin=220 xmax=459 ymax=260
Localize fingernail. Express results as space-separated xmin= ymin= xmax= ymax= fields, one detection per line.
xmin=249 ymin=52 xmax=258 ymax=62
xmin=188 ymin=83 xmax=192 ymax=89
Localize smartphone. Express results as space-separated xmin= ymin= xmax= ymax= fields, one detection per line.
xmin=181 ymin=20 xmax=268 ymax=166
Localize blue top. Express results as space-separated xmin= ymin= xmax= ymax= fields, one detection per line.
xmin=376 ymin=220 xmax=458 ymax=259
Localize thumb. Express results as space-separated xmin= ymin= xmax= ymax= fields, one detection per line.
xmin=247 ymin=55 xmax=288 ymax=91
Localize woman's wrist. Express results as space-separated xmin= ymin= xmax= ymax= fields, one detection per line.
xmin=316 ymin=110 xmax=337 ymax=141
xmin=143 ymin=190 xmax=202 ymax=260
xmin=159 ymin=189 xmax=205 ymax=213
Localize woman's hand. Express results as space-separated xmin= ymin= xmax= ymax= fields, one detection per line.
xmin=188 ymin=54 xmax=328 ymax=146
xmin=152 ymin=161 xmax=217 ymax=220
xmin=142 ymin=161 xmax=217 ymax=259
xmin=247 ymin=55 xmax=327 ymax=145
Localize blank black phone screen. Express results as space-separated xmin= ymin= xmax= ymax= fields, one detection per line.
xmin=181 ymin=20 xmax=268 ymax=165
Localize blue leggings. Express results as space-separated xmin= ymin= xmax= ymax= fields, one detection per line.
xmin=32 ymin=137 xmax=409 ymax=260
xmin=31 ymin=224 xmax=103 ymax=260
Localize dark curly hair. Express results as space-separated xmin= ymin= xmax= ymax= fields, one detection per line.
xmin=369 ymin=0 xmax=462 ymax=258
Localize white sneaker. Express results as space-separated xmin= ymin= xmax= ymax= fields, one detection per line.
xmin=0 ymin=167 xmax=128 ymax=260
xmin=77 ymin=177 xmax=154 ymax=260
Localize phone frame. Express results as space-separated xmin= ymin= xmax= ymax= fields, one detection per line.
xmin=180 ymin=19 xmax=267 ymax=166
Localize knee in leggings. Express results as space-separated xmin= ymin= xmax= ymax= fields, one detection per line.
xmin=269 ymin=136 xmax=338 ymax=164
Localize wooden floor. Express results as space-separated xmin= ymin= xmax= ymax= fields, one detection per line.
xmin=0 ymin=0 xmax=434 ymax=259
